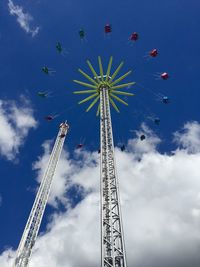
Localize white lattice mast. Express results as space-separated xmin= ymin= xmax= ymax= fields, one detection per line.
xmin=74 ymin=57 xmax=135 ymax=267
xmin=14 ymin=122 xmax=69 ymax=267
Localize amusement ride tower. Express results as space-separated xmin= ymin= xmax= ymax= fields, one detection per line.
xmin=74 ymin=57 xmax=135 ymax=267
xmin=14 ymin=122 xmax=69 ymax=267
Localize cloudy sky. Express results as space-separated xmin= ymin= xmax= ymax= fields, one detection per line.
xmin=0 ymin=0 xmax=200 ymax=266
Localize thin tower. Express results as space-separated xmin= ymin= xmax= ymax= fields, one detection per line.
xmin=74 ymin=57 xmax=135 ymax=267
xmin=14 ymin=122 xmax=69 ymax=267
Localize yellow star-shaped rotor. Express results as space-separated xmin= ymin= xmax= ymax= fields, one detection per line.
xmin=73 ymin=56 xmax=135 ymax=115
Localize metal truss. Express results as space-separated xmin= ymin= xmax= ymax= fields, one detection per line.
xmin=100 ymin=87 xmax=127 ymax=267
xmin=14 ymin=122 xmax=69 ymax=267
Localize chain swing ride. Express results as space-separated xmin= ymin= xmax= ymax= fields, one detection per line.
xmin=14 ymin=22 xmax=171 ymax=267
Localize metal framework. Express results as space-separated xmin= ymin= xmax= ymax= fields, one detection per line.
xmin=74 ymin=57 xmax=135 ymax=267
xmin=14 ymin=122 xmax=69 ymax=267
xmin=100 ymin=86 xmax=127 ymax=267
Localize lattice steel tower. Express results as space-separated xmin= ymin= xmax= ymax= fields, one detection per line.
xmin=74 ymin=57 xmax=135 ymax=267
xmin=14 ymin=122 xmax=69 ymax=267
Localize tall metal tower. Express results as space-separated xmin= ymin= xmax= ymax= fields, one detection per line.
xmin=74 ymin=57 xmax=135 ymax=267
xmin=14 ymin=122 xmax=69 ymax=267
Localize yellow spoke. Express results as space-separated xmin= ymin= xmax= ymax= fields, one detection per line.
xmin=109 ymin=61 xmax=124 ymax=83
xmin=74 ymin=90 xmax=97 ymax=94
xmin=74 ymin=80 xmax=97 ymax=89
xmin=109 ymin=97 xmax=120 ymax=113
xmin=86 ymin=95 xmax=100 ymax=112
xmin=98 ymin=56 xmax=104 ymax=81
xmin=111 ymin=90 xmax=134 ymax=96
xmin=86 ymin=60 xmax=101 ymax=83
xmin=110 ymin=71 xmax=132 ymax=86
xmin=112 ymin=82 xmax=136 ymax=90
xmin=110 ymin=93 xmax=128 ymax=106
xmin=96 ymin=103 xmax=100 ymax=116
xmin=78 ymin=93 xmax=98 ymax=104
xmin=78 ymin=69 xmax=99 ymax=86
xmin=105 ymin=56 xmax=113 ymax=82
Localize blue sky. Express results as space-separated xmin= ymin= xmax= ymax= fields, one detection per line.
xmin=1 ymin=0 xmax=200 ymax=266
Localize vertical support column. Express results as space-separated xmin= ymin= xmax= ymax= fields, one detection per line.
xmin=100 ymin=87 xmax=127 ymax=267
xmin=14 ymin=122 xmax=69 ymax=267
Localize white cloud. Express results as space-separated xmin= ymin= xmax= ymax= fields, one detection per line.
xmin=2 ymin=122 xmax=200 ymax=267
xmin=0 ymin=249 xmax=14 ymax=267
xmin=0 ymin=97 xmax=37 ymax=160
xmin=128 ymin=123 xmax=161 ymax=157
xmin=8 ymin=0 xmax=39 ymax=37
xmin=174 ymin=121 xmax=200 ymax=153
xmin=32 ymin=142 xmax=99 ymax=208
